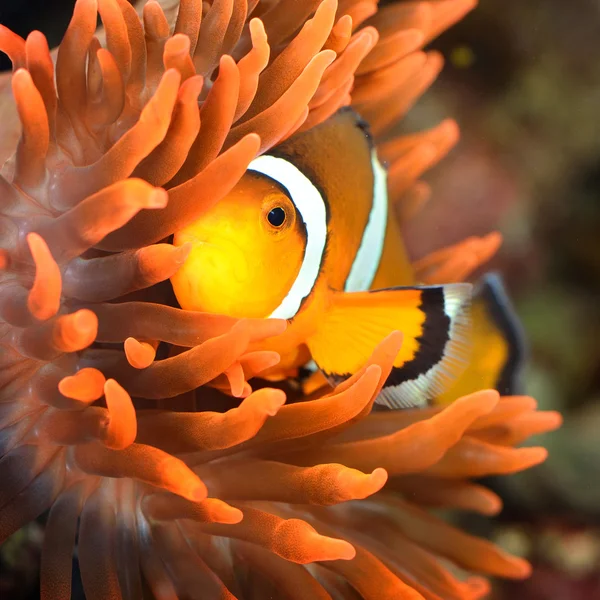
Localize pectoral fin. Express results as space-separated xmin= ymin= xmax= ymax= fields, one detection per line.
xmin=306 ymin=284 xmax=472 ymax=408
xmin=435 ymin=272 xmax=526 ymax=404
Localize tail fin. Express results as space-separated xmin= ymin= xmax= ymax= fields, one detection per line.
xmin=434 ymin=272 xmax=527 ymax=405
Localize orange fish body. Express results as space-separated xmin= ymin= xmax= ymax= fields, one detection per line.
xmin=172 ymin=109 xmax=473 ymax=408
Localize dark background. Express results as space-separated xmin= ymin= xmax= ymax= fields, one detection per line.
xmin=0 ymin=0 xmax=78 ymax=71
xmin=1 ymin=0 xmax=600 ymax=598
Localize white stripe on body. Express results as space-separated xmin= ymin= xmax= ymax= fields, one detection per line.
xmin=344 ymin=151 xmax=388 ymax=292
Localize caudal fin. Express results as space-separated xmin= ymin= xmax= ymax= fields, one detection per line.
xmin=479 ymin=273 xmax=527 ymax=394
xmin=434 ymin=272 xmax=527 ymax=405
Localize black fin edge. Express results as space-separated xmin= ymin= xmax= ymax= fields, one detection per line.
xmin=477 ymin=272 xmax=528 ymax=395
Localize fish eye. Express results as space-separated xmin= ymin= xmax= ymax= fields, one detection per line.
xmin=267 ymin=206 xmax=286 ymax=228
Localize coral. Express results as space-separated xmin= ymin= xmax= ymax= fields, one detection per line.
xmin=0 ymin=0 xmax=561 ymax=598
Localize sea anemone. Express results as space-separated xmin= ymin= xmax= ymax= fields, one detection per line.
xmin=0 ymin=0 xmax=561 ymax=598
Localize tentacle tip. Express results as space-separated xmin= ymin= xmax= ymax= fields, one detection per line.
xmin=321 ymin=48 xmax=337 ymax=64
xmin=58 ymin=368 xmax=106 ymax=403
xmin=439 ymin=116 xmax=460 ymax=135
xmin=72 ymin=308 xmax=99 ymax=334
xmin=219 ymin=53 xmax=237 ymax=68
xmin=343 ymin=467 xmax=389 ymax=500
xmin=502 ymin=446 xmax=548 ymax=474
xmin=103 ymin=377 xmax=122 ymax=395
xmin=267 ymin=318 xmax=288 ymax=336
xmin=162 ymin=67 xmax=183 ymax=83
xmin=226 ymin=371 xmax=247 ymax=398
xmin=364 ymin=363 xmax=383 ymax=381
xmin=217 ymin=505 xmax=244 ymax=524
xmin=332 ymin=539 xmax=356 ymax=561
xmin=249 ymin=16 xmax=267 ymax=37
xmin=264 ymin=389 xmax=286 ymax=416
xmin=484 ymin=499 xmax=504 ymax=516
xmin=243 ymin=132 xmax=262 ymax=152
xmin=26 ymin=29 xmax=45 ymax=42
xmin=167 ymin=33 xmax=191 ymax=52
xmin=542 ymin=410 xmax=564 ymax=432
xmin=485 ymin=230 xmax=503 ymax=243
xmin=26 ymin=231 xmax=41 ymax=246
xmin=124 ymin=337 xmax=156 ymax=369
xmin=464 ymin=576 xmax=491 ymax=598
xmin=408 ymin=27 xmax=426 ymax=43
xmin=11 ymin=67 xmax=30 ymax=83
xmin=186 ymin=483 xmax=208 ymax=502
xmin=27 ymin=298 xmax=58 ymax=322
xmin=507 ymin=557 xmax=533 ymax=580
xmin=483 ymin=387 xmax=501 ymax=404
xmin=253 ymin=351 xmax=282 ymax=373
xmin=176 ymin=242 xmax=193 ymax=262
xmin=465 ymin=389 xmax=500 ymax=414
xmin=521 ymin=446 xmax=548 ymax=465
xmin=246 ymin=317 xmax=287 ymax=341
xmin=148 ymin=188 xmax=169 ymax=209
xmin=180 ymin=75 xmax=204 ymax=101
xmin=361 ymin=25 xmax=380 ymax=47
xmin=369 ymin=467 xmax=388 ymax=492
xmin=57 ymin=376 xmax=78 ymax=398
xmin=384 ymin=330 xmax=404 ymax=351
xmin=304 ymin=529 xmax=356 ymax=562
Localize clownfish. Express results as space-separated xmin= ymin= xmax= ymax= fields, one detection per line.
xmin=171 ymin=108 xmax=472 ymax=408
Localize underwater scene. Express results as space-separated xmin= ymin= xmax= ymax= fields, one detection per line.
xmin=0 ymin=0 xmax=598 ymax=598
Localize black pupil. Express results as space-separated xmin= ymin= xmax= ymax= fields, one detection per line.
xmin=267 ymin=207 xmax=286 ymax=227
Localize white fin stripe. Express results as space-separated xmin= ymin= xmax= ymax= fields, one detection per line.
xmin=344 ymin=151 xmax=388 ymax=292
xmin=248 ymin=155 xmax=327 ymax=320
xmin=375 ymin=283 xmax=473 ymax=409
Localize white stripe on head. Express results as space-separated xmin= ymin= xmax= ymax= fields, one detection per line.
xmin=344 ymin=151 xmax=388 ymax=292
xmin=248 ymin=155 xmax=327 ymax=320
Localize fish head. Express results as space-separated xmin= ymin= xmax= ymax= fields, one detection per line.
xmin=171 ymin=171 xmax=306 ymax=318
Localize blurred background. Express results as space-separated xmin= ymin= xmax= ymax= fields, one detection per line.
xmin=1 ymin=0 xmax=599 ymax=598
xmin=405 ymin=1 xmax=600 ymax=597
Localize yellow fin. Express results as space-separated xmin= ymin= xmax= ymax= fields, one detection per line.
xmin=435 ymin=273 xmax=526 ymax=405
xmin=306 ymin=284 xmax=472 ymax=409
